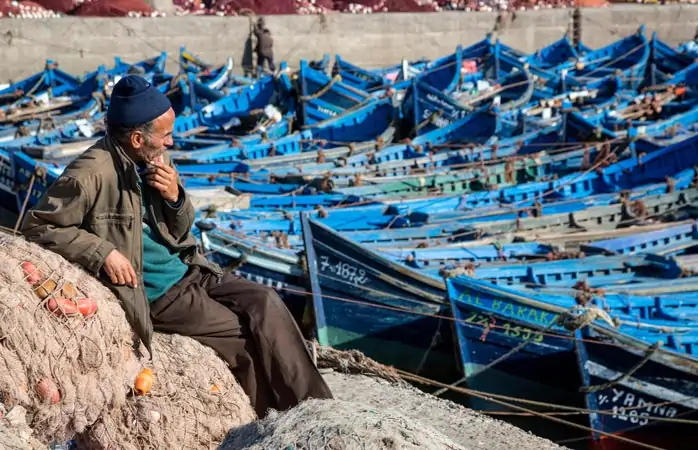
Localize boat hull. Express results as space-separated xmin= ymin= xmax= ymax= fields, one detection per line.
xmin=576 ymin=331 xmax=698 ymax=450
xmin=447 ymin=276 xmax=582 ymax=411
xmin=301 ymin=214 xmax=459 ymax=380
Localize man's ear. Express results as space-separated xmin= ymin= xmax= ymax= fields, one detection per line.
xmin=130 ymin=131 xmax=144 ymax=149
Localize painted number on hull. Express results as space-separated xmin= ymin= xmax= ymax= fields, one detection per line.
xmin=317 ymin=107 xmax=338 ymax=117
xmin=422 ymin=108 xmax=452 ymax=128
xmin=319 ymin=256 xmax=368 ymax=286
xmin=597 ymin=388 xmax=679 ymax=426
xmin=464 ymin=312 xmax=544 ymax=343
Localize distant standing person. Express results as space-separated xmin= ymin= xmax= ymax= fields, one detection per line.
xmin=254 ymin=17 xmax=275 ymax=74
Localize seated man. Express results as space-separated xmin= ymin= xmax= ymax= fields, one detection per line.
xmin=21 ymin=75 xmax=332 ymax=417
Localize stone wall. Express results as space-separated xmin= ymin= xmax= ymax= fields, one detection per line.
xmin=0 ymin=5 xmax=696 ymax=81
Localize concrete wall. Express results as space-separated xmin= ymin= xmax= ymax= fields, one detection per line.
xmin=0 ymin=5 xmax=697 ymax=81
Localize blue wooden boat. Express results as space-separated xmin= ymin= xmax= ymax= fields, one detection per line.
xmin=645 ymin=33 xmax=697 ymax=87
xmin=330 ymin=183 xmax=698 ymax=249
xmin=179 ymin=46 xmax=238 ymax=91
xmin=309 ymin=53 xmax=332 ymax=74
xmin=446 ymin=274 xmax=698 ymax=415
xmin=404 ymin=65 xmax=537 ymax=136
xmin=300 ymin=208 xmax=698 ymax=396
xmin=332 ymin=55 xmax=392 ymax=91
xmin=0 ymin=149 xmax=16 ymax=210
xmin=581 ymin=220 xmax=698 ymax=256
xmin=552 ymin=26 xmax=650 ymax=91
xmin=575 ymin=324 xmax=698 ymax=450
xmin=416 ymin=37 xmax=496 ymax=93
xmin=173 ymin=65 xmax=294 ymax=135
xmin=99 ymin=52 xmax=168 ymax=86
xmin=522 ymin=34 xmax=592 ymax=70
xmin=173 ymin=95 xmax=396 ymax=165
xmin=0 ymin=60 xmax=82 ymax=112
xmin=298 ymin=60 xmax=392 ymax=126
xmin=300 ymin=213 xmax=458 ymax=378
xmin=331 ymin=54 xmax=429 ymax=92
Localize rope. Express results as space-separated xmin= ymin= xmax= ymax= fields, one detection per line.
xmin=414 ymin=315 xmax=442 ymax=376
xmin=431 ymin=303 xmax=612 ymax=397
xmin=413 ymin=369 xmax=698 ymax=426
xmin=398 ymin=370 xmax=668 ymax=450
xmin=250 ymin=280 xmax=688 ymax=353
xmin=576 ymin=41 xmax=647 ymax=79
xmin=460 ymin=78 xmax=531 ymax=108
xmin=300 ymin=74 xmax=342 ymax=102
xmin=580 ymin=341 xmax=662 ymax=393
xmin=8 ymin=72 xmax=47 ymax=109
xmin=555 ymin=409 xmax=697 ymax=446
xmin=14 ymin=173 xmax=36 ymax=233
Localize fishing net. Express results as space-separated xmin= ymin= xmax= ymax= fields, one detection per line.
xmin=173 ymin=0 xmax=208 ymax=14
xmin=295 ymin=0 xmax=333 ymax=14
xmin=0 ymin=404 xmax=47 ymax=450
xmin=0 ymin=233 xmax=137 ymax=444
xmin=77 ymin=333 xmax=256 ymax=450
xmin=0 ymin=1 xmax=59 ymax=18
xmin=70 ymin=0 xmax=154 ymax=16
xmin=335 ymin=0 xmax=439 ymax=13
xmin=218 ymin=398 xmax=468 ymax=450
xmin=210 ymin=0 xmax=296 ymax=15
xmin=0 ymin=233 xmax=256 ymax=448
xmin=33 ymin=0 xmax=80 ymax=13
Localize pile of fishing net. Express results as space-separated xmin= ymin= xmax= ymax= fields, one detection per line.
xmin=77 ymin=334 xmax=256 ymax=449
xmin=5 ymin=0 xmax=158 ymax=16
xmin=172 ymin=0 xmax=439 ymax=14
xmin=211 ymin=0 xmax=296 ymax=15
xmin=294 ymin=0 xmax=333 ymax=15
xmin=0 ymin=232 xmax=255 ymax=448
xmin=32 ymin=0 xmax=79 ymax=13
xmin=335 ymin=0 xmax=440 ymax=13
xmin=0 ymin=1 xmax=61 ymax=18
xmin=70 ymin=0 xmax=155 ymax=16
xmin=8 ymin=0 xmax=585 ymax=15
xmin=219 ymin=398 xmax=468 ymax=450
xmin=0 ymin=404 xmax=46 ymax=449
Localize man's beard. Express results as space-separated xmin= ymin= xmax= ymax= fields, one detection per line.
xmin=141 ymin=139 xmax=164 ymax=163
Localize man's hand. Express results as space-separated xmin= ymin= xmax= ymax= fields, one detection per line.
xmin=146 ymin=158 xmax=180 ymax=203
xmin=103 ymin=249 xmax=138 ymax=288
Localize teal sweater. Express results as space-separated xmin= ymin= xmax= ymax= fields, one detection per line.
xmin=141 ymin=220 xmax=189 ymax=302
xmin=137 ymin=172 xmax=189 ymax=303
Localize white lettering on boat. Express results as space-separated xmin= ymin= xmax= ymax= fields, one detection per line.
xmin=319 ymin=255 xmax=368 ymax=286
xmin=18 ymin=167 xmax=45 ymax=199
xmin=422 ymin=107 xmax=452 ymax=129
xmin=317 ymin=107 xmax=338 ymax=117
xmin=596 ymin=388 xmax=678 ymax=426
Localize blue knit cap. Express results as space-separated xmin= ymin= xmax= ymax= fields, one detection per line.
xmin=107 ymin=75 xmax=171 ymax=127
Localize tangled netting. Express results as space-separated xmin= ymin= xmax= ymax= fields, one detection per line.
xmin=0 ymin=233 xmax=255 ymax=448
xmin=0 ymin=233 xmax=137 ymax=443
xmin=0 ymin=405 xmax=46 ymax=450
xmin=78 ymin=334 xmax=256 ymax=450
xmin=218 ymin=398 xmax=468 ymax=450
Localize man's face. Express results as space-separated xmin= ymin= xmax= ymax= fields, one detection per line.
xmin=130 ymin=108 xmax=175 ymax=163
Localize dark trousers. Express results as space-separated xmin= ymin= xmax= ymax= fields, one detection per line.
xmin=257 ymin=54 xmax=276 ymax=74
xmin=150 ymin=267 xmax=333 ymax=417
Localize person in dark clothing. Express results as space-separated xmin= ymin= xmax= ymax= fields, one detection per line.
xmin=254 ymin=17 xmax=275 ymax=74
xmin=20 ymin=75 xmax=333 ymax=418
